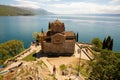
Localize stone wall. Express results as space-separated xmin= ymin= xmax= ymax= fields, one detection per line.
xmin=43 ymin=41 xmax=75 ymax=54
xmin=50 ymin=22 xmax=65 ymax=33
xmin=51 ymin=33 xmax=65 ymax=44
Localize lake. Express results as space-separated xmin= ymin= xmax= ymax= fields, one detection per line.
xmin=0 ymin=15 xmax=120 ymax=52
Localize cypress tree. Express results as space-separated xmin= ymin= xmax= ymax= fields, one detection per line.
xmin=76 ymin=32 xmax=79 ymax=42
xmin=48 ymin=22 xmax=50 ymax=29
xmin=102 ymin=38 xmax=106 ymax=49
xmin=102 ymin=36 xmax=113 ymax=51
xmin=41 ymin=28 xmax=44 ymax=33
xmin=106 ymin=36 xmax=111 ymax=48
xmin=109 ymin=39 xmax=113 ymax=50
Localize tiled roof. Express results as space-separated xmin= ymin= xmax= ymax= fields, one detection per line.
xmin=63 ymin=31 xmax=75 ymax=36
xmin=39 ymin=32 xmax=47 ymax=37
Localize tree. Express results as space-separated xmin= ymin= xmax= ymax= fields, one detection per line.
xmin=0 ymin=40 xmax=24 ymax=64
xmin=0 ymin=49 xmax=8 ymax=63
xmin=48 ymin=22 xmax=50 ymax=29
xmin=92 ymin=38 xmax=102 ymax=51
xmin=41 ymin=28 xmax=44 ymax=33
xmin=102 ymin=36 xmax=113 ymax=50
xmin=109 ymin=39 xmax=113 ymax=50
xmin=33 ymin=32 xmax=39 ymax=39
xmin=76 ymin=32 xmax=79 ymax=42
xmin=32 ymin=32 xmax=40 ymax=42
xmin=89 ymin=50 xmax=120 ymax=80
xmin=102 ymin=38 xmax=106 ymax=49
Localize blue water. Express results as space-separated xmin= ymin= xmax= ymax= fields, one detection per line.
xmin=0 ymin=15 xmax=120 ymax=51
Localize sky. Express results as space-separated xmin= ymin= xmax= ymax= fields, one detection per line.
xmin=0 ymin=0 xmax=120 ymax=14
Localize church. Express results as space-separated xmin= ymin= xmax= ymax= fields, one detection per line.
xmin=39 ymin=19 xmax=76 ymax=56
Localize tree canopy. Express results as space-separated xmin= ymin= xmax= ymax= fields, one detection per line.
xmin=0 ymin=40 xmax=24 ymax=64
xmin=92 ymin=38 xmax=102 ymax=51
xmin=89 ymin=50 xmax=120 ymax=80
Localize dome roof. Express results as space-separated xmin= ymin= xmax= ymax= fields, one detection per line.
xmin=53 ymin=19 xmax=62 ymax=24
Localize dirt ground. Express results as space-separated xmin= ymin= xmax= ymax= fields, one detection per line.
xmin=47 ymin=56 xmax=89 ymax=80
xmin=47 ymin=56 xmax=87 ymax=67
xmin=48 ymin=57 xmax=77 ymax=67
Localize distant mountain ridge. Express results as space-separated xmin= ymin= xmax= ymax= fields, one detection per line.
xmin=0 ymin=5 xmax=54 ymax=16
xmin=72 ymin=14 xmax=120 ymax=16
xmin=0 ymin=5 xmax=34 ymax=16
xmin=20 ymin=7 xmax=54 ymax=15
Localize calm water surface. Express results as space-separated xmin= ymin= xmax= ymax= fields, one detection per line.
xmin=0 ymin=15 xmax=120 ymax=51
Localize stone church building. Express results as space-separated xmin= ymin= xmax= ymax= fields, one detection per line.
xmin=39 ymin=19 xmax=76 ymax=56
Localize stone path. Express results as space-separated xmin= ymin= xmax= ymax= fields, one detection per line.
xmin=41 ymin=57 xmax=62 ymax=80
xmin=74 ymin=43 xmax=94 ymax=60
xmin=17 ymin=45 xmax=41 ymax=60
xmin=0 ymin=45 xmax=41 ymax=75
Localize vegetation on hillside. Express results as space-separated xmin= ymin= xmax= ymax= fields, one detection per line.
xmin=0 ymin=5 xmax=34 ymax=16
xmin=92 ymin=38 xmax=102 ymax=51
xmin=92 ymin=36 xmax=113 ymax=51
xmin=89 ymin=50 xmax=120 ymax=80
xmin=0 ymin=40 xmax=24 ymax=64
xmin=90 ymin=36 xmax=120 ymax=80
xmin=102 ymin=36 xmax=113 ymax=50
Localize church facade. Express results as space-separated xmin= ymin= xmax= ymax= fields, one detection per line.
xmin=39 ymin=19 xmax=76 ymax=56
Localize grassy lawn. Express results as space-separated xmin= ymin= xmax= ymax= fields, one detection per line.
xmin=22 ymin=51 xmax=36 ymax=61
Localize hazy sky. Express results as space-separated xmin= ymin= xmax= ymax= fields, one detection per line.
xmin=0 ymin=0 xmax=120 ymax=14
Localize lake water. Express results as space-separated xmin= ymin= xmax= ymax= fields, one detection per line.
xmin=0 ymin=15 xmax=120 ymax=52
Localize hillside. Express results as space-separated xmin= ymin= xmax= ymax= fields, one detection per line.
xmin=0 ymin=5 xmax=54 ymax=16
xmin=0 ymin=5 xmax=35 ymax=16
xmin=21 ymin=7 xmax=54 ymax=15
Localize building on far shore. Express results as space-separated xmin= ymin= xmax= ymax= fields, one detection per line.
xmin=39 ymin=19 xmax=76 ymax=56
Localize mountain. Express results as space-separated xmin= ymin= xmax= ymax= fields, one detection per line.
xmin=0 ymin=5 xmax=54 ymax=16
xmin=0 ymin=5 xmax=35 ymax=16
xmin=74 ymin=13 xmax=120 ymax=17
xmin=21 ymin=7 xmax=54 ymax=15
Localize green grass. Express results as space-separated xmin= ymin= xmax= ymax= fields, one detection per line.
xmin=22 ymin=51 xmax=36 ymax=61
xmin=59 ymin=64 xmax=67 ymax=71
